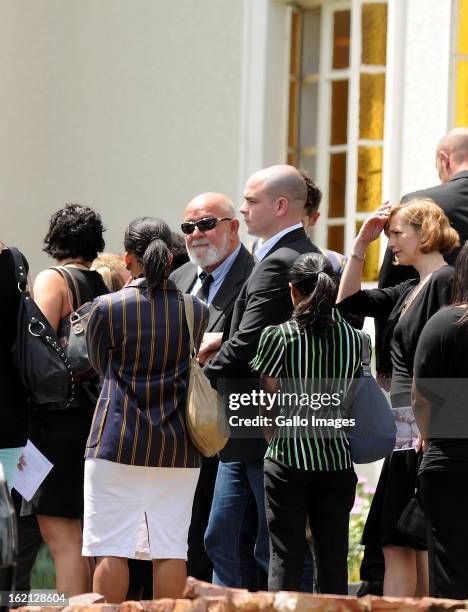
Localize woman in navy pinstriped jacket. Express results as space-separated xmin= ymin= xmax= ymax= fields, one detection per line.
xmin=83 ymin=217 xmax=208 ymax=602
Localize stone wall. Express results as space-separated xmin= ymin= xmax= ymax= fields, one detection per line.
xmin=15 ymin=578 xmax=468 ymax=612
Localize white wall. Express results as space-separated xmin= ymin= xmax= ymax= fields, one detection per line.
xmin=399 ymin=0 xmax=452 ymax=196
xmin=236 ymin=0 xmax=290 ymax=212
xmin=0 ymin=0 xmax=244 ymax=276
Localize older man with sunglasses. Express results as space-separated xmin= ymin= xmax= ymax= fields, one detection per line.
xmin=170 ymin=192 xmax=254 ymax=583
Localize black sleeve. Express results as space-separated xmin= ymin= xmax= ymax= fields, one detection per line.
xmin=425 ymin=267 xmax=453 ymax=313
xmin=413 ymin=311 xmax=449 ymax=407
xmin=414 ymin=316 xmax=442 ymax=381
xmin=204 ymin=254 xmax=293 ymax=384
xmin=337 ymin=282 xmax=409 ymax=319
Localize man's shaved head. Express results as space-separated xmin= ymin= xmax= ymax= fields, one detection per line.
xmin=248 ymin=165 xmax=307 ymax=211
xmin=185 ymin=192 xmax=236 ymax=219
xmin=240 ymin=164 xmax=309 ymax=239
xmin=436 ymin=127 xmax=468 ymax=182
xmin=437 ymin=128 xmax=468 ymax=165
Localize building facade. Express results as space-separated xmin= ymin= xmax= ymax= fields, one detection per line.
xmin=1 ymin=0 xmax=466 ymax=277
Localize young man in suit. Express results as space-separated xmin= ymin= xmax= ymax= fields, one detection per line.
xmin=170 ymin=192 xmax=254 ymax=583
xmin=203 ymin=165 xmax=320 ymax=590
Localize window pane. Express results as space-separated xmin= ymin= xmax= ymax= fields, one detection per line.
xmin=288 ymin=80 xmax=299 ymax=151
xmin=299 ymin=154 xmax=316 ymax=180
xmin=329 ymin=153 xmax=347 ymax=218
xmin=300 ymin=83 xmax=318 ymax=151
xmin=359 ymin=73 xmax=386 ymax=140
xmin=362 ymin=3 xmax=387 ymax=65
xmin=302 ymin=8 xmax=321 ymax=74
xmin=331 ymin=80 xmax=348 ymax=145
xmin=458 ymin=0 xmax=468 ymax=55
xmin=328 ymin=225 xmax=345 ymax=253
xmin=290 ymin=10 xmax=302 ymax=75
xmin=456 ymin=61 xmax=468 ymax=126
xmin=332 ymin=10 xmax=351 ymax=70
xmin=356 ymin=221 xmax=380 ymax=281
xmin=357 ymin=146 xmax=383 ymax=213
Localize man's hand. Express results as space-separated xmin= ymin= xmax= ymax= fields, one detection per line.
xmin=198 ymin=332 xmax=223 ymax=365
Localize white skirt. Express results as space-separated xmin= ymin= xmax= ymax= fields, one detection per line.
xmin=82 ymin=458 xmax=200 ymax=560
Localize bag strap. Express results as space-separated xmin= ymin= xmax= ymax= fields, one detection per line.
xmin=182 ymin=294 xmax=196 ymax=356
xmin=9 ymin=252 xmax=75 ymax=408
xmin=50 ymin=266 xmax=82 ymax=313
xmin=9 ymin=246 xmax=29 ymax=290
xmin=356 ymin=329 xmax=372 ymax=376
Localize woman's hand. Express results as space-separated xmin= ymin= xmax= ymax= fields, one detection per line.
xmin=415 ymin=436 xmax=427 ymax=454
xmin=355 ymin=202 xmax=391 ymax=250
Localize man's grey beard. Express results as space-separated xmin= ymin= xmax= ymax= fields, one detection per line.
xmin=188 ymin=235 xmax=230 ymax=269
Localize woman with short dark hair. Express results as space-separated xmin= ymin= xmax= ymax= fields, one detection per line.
xmin=26 ymin=204 xmax=109 ymax=596
xmin=83 ymin=217 xmax=208 ymax=602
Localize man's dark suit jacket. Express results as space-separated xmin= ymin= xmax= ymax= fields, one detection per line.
xmin=375 ymin=170 xmax=468 ymax=372
xmin=204 ymin=226 xmax=319 ymax=462
xmin=169 ymin=244 xmax=255 ymax=333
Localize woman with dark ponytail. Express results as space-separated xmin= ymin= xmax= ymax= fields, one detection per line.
xmin=83 ymin=217 xmax=208 ymax=602
xmin=251 ymin=252 xmax=365 ymax=594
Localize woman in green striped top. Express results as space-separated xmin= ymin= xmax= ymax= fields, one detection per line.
xmin=251 ymin=252 xmax=365 ymax=594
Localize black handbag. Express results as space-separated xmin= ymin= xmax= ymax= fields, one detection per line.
xmin=10 ymin=247 xmax=74 ymax=406
xmin=53 ymin=266 xmax=96 ymax=383
xmin=347 ymin=330 xmax=397 ymax=463
xmin=396 ymin=495 xmax=427 ymax=548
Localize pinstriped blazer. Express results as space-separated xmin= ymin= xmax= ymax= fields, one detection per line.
xmin=85 ymin=277 xmax=208 ymax=468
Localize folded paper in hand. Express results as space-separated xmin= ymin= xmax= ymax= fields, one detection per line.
xmin=12 ymin=440 xmax=53 ymax=501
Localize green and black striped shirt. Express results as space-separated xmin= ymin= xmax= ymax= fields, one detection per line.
xmin=251 ymin=309 xmax=365 ymax=471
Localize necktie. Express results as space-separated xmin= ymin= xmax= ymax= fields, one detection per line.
xmin=196 ymin=271 xmax=214 ymax=302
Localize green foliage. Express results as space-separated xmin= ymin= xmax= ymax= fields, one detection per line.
xmin=348 ymin=476 xmax=374 ymax=583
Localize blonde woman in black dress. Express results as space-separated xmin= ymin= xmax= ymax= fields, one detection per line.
xmin=337 ymin=198 xmax=458 ymax=597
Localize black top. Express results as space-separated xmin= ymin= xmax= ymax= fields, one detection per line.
xmin=53 ymin=266 xmax=110 ymax=309
xmin=338 ymin=265 xmax=453 ymax=406
xmin=32 ymin=266 xmax=109 ymax=412
xmin=414 ymin=306 xmax=468 ymax=473
xmin=0 ymin=248 xmax=29 ymax=448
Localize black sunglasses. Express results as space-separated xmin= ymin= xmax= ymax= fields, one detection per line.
xmin=181 ymin=217 xmax=232 ymax=235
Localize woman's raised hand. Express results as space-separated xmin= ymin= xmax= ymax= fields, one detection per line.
xmin=356 ymin=202 xmax=391 ymax=247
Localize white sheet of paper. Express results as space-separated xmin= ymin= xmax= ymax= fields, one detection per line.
xmin=12 ymin=440 xmax=53 ymax=501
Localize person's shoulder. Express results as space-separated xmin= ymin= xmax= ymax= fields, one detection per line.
xmin=419 ymin=306 xmax=463 ymax=348
xmin=431 ymin=264 xmax=454 ymax=283
xmin=185 ymin=292 xmax=209 ymax=317
xmin=169 ymin=260 xmax=196 ymax=282
xmin=429 ymin=305 xmax=460 ymax=323
xmin=402 ymin=181 xmax=447 ymax=202
xmin=34 ymin=267 xmax=67 ymax=291
xmin=402 ymin=176 xmax=468 ymax=210
xmin=95 ymin=286 xmax=128 ymax=308
xmin=259 ymin=322 xmax=287 ymax=341
xmin=262 ymin=239 xmax=318 ymax=268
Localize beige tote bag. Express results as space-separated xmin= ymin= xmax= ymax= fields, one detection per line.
xmin=183 ymin=295 xmax=229 ymax=457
